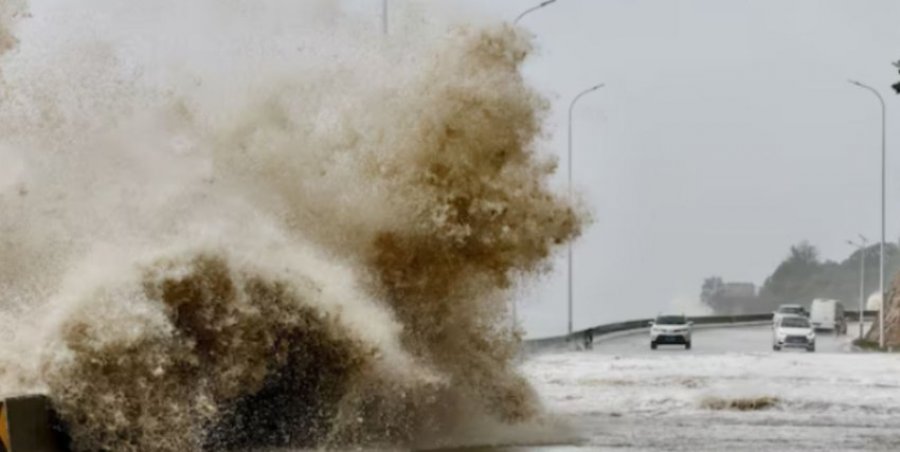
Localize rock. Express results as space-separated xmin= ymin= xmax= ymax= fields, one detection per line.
xmin=865 ymin=273 xmax=900 ymax=347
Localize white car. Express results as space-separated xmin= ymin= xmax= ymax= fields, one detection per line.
xmin=772 ymin=315 xmax=816 ymax=352
xmin=649 ymin=315 xmax=693 ymax=350
xmin=772 ymin=304 xmax=808 ymax=325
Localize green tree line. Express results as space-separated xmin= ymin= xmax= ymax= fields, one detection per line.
xmin=702 ymin=241 xmax=900 ymax=314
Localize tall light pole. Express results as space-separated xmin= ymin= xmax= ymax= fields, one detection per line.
xmin=849 ymin=79 xmax=887 ymax=349
xmin=567 ymin=83 xmax=604 ymax=336
xmin=848 ymin=235 xmax=868 ymax=339
xmin=509 ymin=0 xmax=559 ymax=333
xmin=514 ymin=0 xmax=558 ymax=25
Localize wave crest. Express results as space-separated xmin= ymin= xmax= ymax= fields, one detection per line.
xmin=0 ymin=6 xmax=581 ymax=450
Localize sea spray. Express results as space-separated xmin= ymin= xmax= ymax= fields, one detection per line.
xmin=0 ymin=2 xmax=582 ymax=450
xmin=0 ymin=0 xmax=26 ymax=56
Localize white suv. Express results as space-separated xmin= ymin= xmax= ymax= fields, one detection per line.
xmin=772 ymin=315 xmax=815 ymax=352
xmin=650 ymin=315 xmax=693 ymax=350
xmin=772 ymin=304 xmax=808 ymax=325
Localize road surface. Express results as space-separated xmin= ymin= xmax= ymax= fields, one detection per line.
xmin=503 ymin=323 xmax=900 ymax=451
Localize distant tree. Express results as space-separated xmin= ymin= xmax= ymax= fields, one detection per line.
xmin=704 ymin=240 xmax=900 ymax=315
xmin=701 ymin=276 xmax=723 ymax=304
xmin=700 ymin=276 xmax=724 ymax=312
xmin=757 ymin=241 xmax=824 ymax=310
xmin=700 ymin=276 xmax=756 ymax=314
xmin=790 ymin=241 xmax=819 ymax=264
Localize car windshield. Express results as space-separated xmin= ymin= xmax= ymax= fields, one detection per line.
xmin=779 ymin=306 xmax=804 ymax=314
xmin=781 ymin=317 xmax=810 ymax=328
xmin=656 ymin=316 xmax=687 ymax=325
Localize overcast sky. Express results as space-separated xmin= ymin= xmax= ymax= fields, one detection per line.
xmin=24 ymin=0 xmax=900 ymax=338
xmin=395 ymin=0 xmax=900 ymax=338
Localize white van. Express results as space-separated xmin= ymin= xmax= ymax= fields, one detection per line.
xmin=809 ymin=299 xmax=847 ymax=334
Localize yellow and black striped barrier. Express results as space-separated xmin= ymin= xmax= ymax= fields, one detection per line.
xmin=0 ymin=395 xmax=68 ymax=451
xmin=0 ymin=401 xmax=8 ymax=451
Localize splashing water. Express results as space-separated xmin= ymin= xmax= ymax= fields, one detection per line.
xmin=0 ymin=0 xmax=26 ymax=56
xmin=0 ymin=1 xmax=581 ymax=450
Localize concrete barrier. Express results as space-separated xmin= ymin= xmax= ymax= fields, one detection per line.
xmin=845 ymin=310 xmax=877 ymax=322
xmin=0 ymin=395 xmax=68 ymax=452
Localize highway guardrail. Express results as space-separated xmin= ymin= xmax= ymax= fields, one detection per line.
xmin=522 ymin=310 xmax=878 ymax=355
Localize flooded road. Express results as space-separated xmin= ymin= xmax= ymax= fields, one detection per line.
xmin=507 ymin=324 xmax=900 ymax=451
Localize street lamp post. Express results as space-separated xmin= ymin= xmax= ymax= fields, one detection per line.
xmin=567 ymin=84 xmax=604 ymax=336
xmin=849 ymin=80 xmax=887 ymax=349
xmin=514 ymin=0 xmax=558 ymax=25
xmin=848 ymin=235 xmax=868 ymax=339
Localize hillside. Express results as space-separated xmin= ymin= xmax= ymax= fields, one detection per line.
xmin=703 ymin=241 xmax=900 ymax=315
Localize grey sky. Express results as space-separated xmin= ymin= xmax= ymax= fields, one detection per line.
xmin=418 ymin=0 xmax=900 ymax=337
xmin=23 ymin=0 xmax=899 ymax=339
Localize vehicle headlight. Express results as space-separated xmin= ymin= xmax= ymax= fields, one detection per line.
xmin=777 ymin=332 xmax=787 ymax=340
xmin=807 ymin=331 xmax=816 ymax=339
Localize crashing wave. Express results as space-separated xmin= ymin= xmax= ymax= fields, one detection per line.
xmin=0 ymin=2 xmax=581 ymax=450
